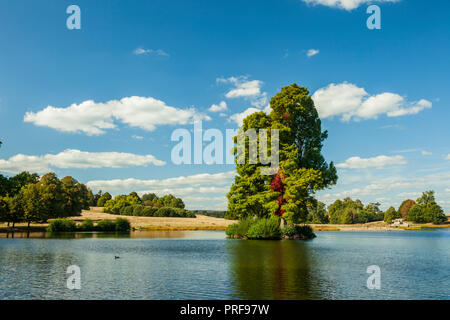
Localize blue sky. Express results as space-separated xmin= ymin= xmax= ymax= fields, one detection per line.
xmin=0 ymin=0 xmax=449 ymax=211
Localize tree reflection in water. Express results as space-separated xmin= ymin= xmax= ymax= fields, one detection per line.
xmin=226 ymin=239 xmax=323 ymax=299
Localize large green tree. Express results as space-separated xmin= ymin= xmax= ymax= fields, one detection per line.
xmin=407 ymin=191 xmax=446 ymax=224
xmin=227 ymin=84 xmax=337 ymax=224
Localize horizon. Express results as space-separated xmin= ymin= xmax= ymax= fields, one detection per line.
xmin=0 ymin=0 xmax=449 ymax=212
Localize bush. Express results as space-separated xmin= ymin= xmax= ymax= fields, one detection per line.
xmin=96 ymin=219 xmax=116 ymax=232
xmin=47 ymin=218 xmax=77 ymax=232
xmin=141 ymin=206 xmax=157 ymax=217
xmin=132 ymin=204 xmax=145 ymax=216
xmin=120 ymin=205 xmax=134 ymax=216
xmin=225 ymin=218 xmax=253 ymax=238
xmin=294 ymin=225 xmax=316 ymax=239
xmin=281 ymin=225 xmax=296 ymax=237
xmin=114 ymin=218 xmax=131 ymax=232
xmin=225 ymin=223 xmax=239 ymax=237
xmin=78 ymin=219 xmax=94 ymax=231
xmin=247 ymin=217 xmax=281 ymax=240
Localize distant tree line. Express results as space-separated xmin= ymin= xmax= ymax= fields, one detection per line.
xmin=102 ymin=192 xmax=195 ymax=218
xmin=192 ymin=210 xmax=227 ymax=218
xmin=284 ymin=190 xmax=446 ymax=225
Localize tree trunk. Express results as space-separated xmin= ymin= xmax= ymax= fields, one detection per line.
xmin=12 ymin=221 xmax=15 ymax=228
xmin=27 ymin=221 xmax=31 ymax=230
xmin=280 ymin=217 xmax=287 ymax=229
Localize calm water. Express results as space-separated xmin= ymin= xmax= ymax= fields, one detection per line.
xmin=0 ymin=230 xmax=449 ymax=299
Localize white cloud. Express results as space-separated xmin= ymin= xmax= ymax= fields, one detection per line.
xmin=312 ymin=82 xmax=432 ymax=121
xmin=209 ymin=101 xmax=227 ymax=112
xmin=336 ymin=155 xmax=407 ymax=169
xmin=396 ymin=192 xmax=421 ymax=199
xmin=307 ymin=49 xmax=319 ymax=57
xmin=393 ymin=148 xmax=432 ymax=156
xmin=446 ymin=154 xmax=450 ymax=160
xmin=228 ymin=107 xmax=261 ymax=126
xmin=133 ymin=48 xmax=169 ymax=57
xmin=0 ymin=149 xmax=165 ymax=174
xmin=24 ymin=96 xmax=209 ymax=135
xmin=217 ymin=76 xmax=268 ymax=108
xmin=132 ymin=135 xmax=144 ymax=140
xmin=86 ymin=171 xmax=235 ymax=192
xmin=446 ymin=188 xmax=450 ymax=193
xmin=301 ymin=0 xmax=399 ymax=11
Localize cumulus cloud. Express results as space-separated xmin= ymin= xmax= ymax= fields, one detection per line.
xmin=217 ymin=76 xmax=268 ymax=108
xmin=0 ymin=149 xmax=165 ymax=174
xmin=228 ymin=107 xmax=261 ymax=126
xmin=132 ymin=135 xmax=144 ymax=140
xmin=307 ymin=49 xmax=319 ymax=57
xmin=133 ymin=48 xmax=169 ymax=57
xmin=301 ymin=0 xmax=399 ymax=11
xmin=421 ymin=150 xmax=432 ymax=156
xmin=312 ymin=82 xmax=432 ymax=121
xmin=446 ymin=154 xmax=450 ymax=160
xmin=209 ymin=101 xmax=227 ymax=112
xmin=336 ymin=155 xmax=407 ymax=169
xmin=86 ymin=171 xmax=235 ymax=192
xmin=24 ymin=96 xmax=209 ymax=135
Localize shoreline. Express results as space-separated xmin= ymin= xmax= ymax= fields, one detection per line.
xmin=0 ymin=208 xmax=448 ymax=233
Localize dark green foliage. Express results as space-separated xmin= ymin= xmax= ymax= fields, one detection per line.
xmin=280 ymin=224 xmax=296 ymax=237
xmin=294 ymin=225 xmax=316 ymax=239
xmin=154 ymin=207 xmax=195 ymax=218
xmin=306 ymin=201 xmax=329 ymax=224
xmin=97 ymin=192 xmax=112 ymax=207
xmin=132 ymin=204 xmax=145 ymax=216
xmin=226 ymin=218 xmax=254 ymax=238
xmin=47 ymin=218 xmax=77 ymax=232
xmin=247 ymin=217 xmax=281 ymax=239
xmin=384 ymin=206 xmax=400 ymax=223
xmin=225 ymin=223 xmax=239 ymax=237
xmin=141 ymin=193 xmax=157 ymax=202
xmin=407 ymin=191 xmax=446 ymax=224
xmin=114 ymin=218 xmax=131 ymax=232
xmin=113 ymin=205 xmax=194 ymax=218
xmin=78 ymin=219 xmax=94 ymax=231
xmin=328 ymin=198 xmax=384 ymax=224
xmin=141 ymin=206 xmax=158 ymax=217
xmin=96 ymin=219 xmax=117 ymax=232
xmin=121 ymin=205 xmax=134 ymax=216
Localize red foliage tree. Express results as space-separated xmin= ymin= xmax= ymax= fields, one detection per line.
xmin=271 ymin=171 xmax=287 ymax=216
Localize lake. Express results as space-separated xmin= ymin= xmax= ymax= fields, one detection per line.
xmin=0 ymin=230 xmax=449 ymax=299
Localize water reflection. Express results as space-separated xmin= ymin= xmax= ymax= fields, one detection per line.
xmin=227 ymin=240 xmax=323 ymax=299
xmin=0 ymin=230 xmax=226 ymax=239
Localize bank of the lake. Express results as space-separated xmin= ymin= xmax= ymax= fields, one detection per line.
xmin=1 ymin=209 xmax=448 ymax=233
